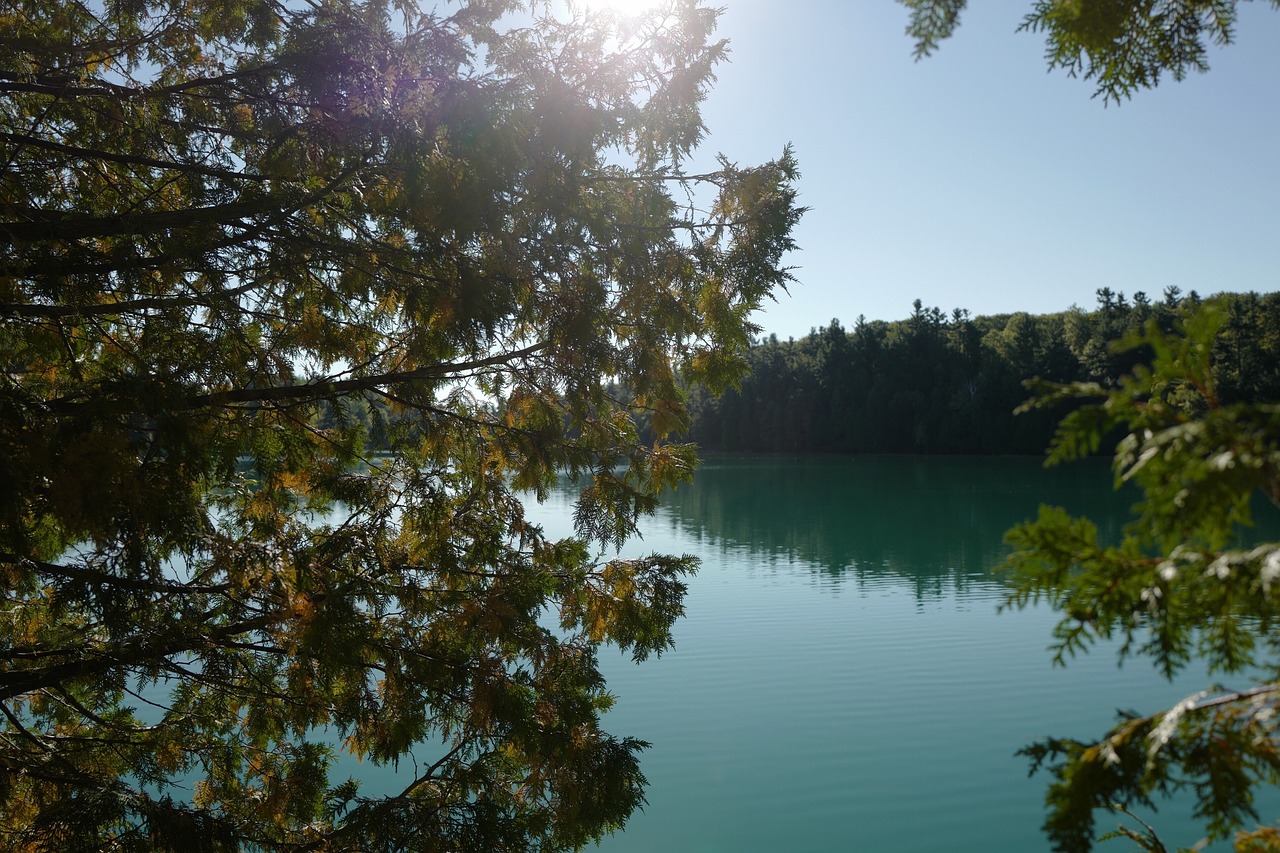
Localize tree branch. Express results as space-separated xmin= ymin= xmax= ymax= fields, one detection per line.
xmin=0 ymin=198 xmax=284 ymax=244
xmin=0 ymin=64 xmax=277 ymax=100
xmin=0 ymin=130 xmax=273 ymax=187
xmin=0 ymin=280 xmax=264 ymax=319
xmin=0 ymin=554 xmax=232 ymax=596
xmin=42 ymin=341 xmax=549 ymax=414
xmin=0 ymin=610 xmax=293 ymax=702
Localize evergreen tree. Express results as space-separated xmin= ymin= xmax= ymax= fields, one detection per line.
xmin=901 ymin=8 xmax=1280 ymax=846
xmin=0 ymin=0 xmax=801 ymax=848
xmin=1003 ymin=305 xmax=1280 ymax=851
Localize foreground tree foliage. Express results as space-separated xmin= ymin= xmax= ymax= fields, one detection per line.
xmin=0 ymin=0 xmax=801 ymax=848
xmin=1001 ymin=306 xmax=1280 ymax=851
xmin=902 ymin=9 xmax=1280 ymax=847
xmin=899 ymin=0 xmax=1280 ymax=102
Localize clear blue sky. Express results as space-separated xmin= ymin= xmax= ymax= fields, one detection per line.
xmin=680 ymin=1 xmax=1280 ymax=340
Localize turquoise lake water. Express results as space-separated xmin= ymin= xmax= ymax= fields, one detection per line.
xmin=509 ymin=454 xmax=1279 ymax=852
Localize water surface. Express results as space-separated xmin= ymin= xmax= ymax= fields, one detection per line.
xmin=518 ymin=455 xmax=1277 ymax=852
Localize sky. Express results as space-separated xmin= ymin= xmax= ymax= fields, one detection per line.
xmin=658 ymin=1 xmax=1280 ymax=341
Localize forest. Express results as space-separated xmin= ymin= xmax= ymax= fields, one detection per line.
xmin=681 ymin=288 xmax=1280 ymax=455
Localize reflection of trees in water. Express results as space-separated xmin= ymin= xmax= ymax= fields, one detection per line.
xmin=656 ymin=455 xmax=1133 ymax=596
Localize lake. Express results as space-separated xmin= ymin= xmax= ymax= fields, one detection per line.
xmin=515 ymin=454 xmax=1276 ymax=852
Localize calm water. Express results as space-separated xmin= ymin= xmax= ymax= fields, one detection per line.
xmin=515 ymin=455 xmax=1278 ymax=852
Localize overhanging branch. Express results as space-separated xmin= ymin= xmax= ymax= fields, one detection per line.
xmin=0 ymin=610 xmax=292 ymax=702
xmin=39 ymin=340 xmax=549 ymax=414
xmin=178 ymin=342 xmax=548 ymax=409
xmin=0 ymin=131 xmax=274 ymax=187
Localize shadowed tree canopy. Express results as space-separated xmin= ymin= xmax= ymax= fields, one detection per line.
xmin=899 ymin=0 xmax=1280 ymax=102
xmin=0 ymin=0 xmax=801 ymax=849
xmin=680 ymin=291 xmax=1280 ymax=456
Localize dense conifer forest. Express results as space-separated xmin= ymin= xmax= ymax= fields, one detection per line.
xmin=680 ymin=289 xmax=1280 ymax=455
xmin=332 ymin=289 xmax=1280 ymax=458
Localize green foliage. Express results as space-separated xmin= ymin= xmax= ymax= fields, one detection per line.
xmin=899 ymin=0 xmax=1280 ymax=102
xmin=0 ymin=0 xmax=801 ymax=848
xmin=899 ymin=4 xmax=1280 ymax=847
xmin=899 ymin=0 xmax=966 ymax=59
xmin=683 ymin=290 xmax=1280 ymax=456
xmin=1000 ymin=303 xmax=1280 ymax=851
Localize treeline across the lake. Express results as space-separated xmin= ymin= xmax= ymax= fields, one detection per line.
xmin=680 ymin=288 xmax=1280 ymax=455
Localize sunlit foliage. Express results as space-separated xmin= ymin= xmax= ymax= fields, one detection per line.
xmin=899 ymin=0 xmax=1280 ymax=103
xmin=0 ymin=0 xmax=801 ymax=848
xmin=901 ymin=4 xmax=1280 ymax=847
xmin=1002 ymin=305 xmax=1280 ymax=851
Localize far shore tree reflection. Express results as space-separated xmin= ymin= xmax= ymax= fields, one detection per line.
xmin=648 ymin=455 xmax=1131 ymax=598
